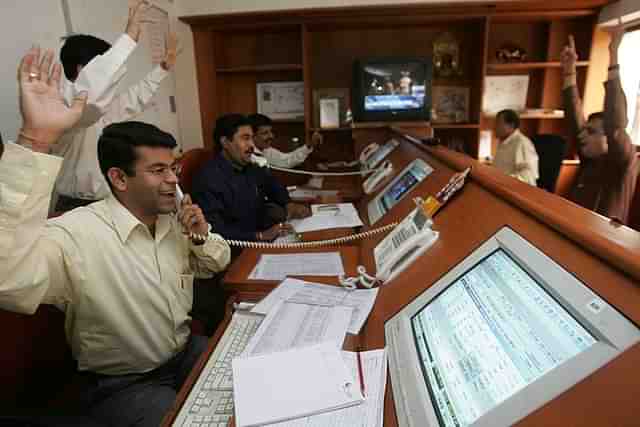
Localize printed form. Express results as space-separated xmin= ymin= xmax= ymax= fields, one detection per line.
xmin=248 ymin=252 xmax=345 ymax=281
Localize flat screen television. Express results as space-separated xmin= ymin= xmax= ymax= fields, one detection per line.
xmin=352 ymin=57 xmax=432 ymax=122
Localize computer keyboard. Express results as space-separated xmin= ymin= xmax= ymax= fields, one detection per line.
xmin=173 ymin=311 xmax=262 ymax=427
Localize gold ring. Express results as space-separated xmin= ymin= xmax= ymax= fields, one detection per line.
xmin=29 ymin=72 xmax=38 ymax=79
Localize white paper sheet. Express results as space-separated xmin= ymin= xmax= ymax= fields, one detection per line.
xmin=289 ymin=203 xmax=364 ymax=233
xmin=289 ymin=188 xmax=339 ymax=199
xmin=243 ymin=300 xmax=352 ymax=356
xmin=269 ymin=349 xmax=388 ymax=427
xmin=252 ymin=278 xmax=379 ymax=334
xmin=248 ymin=253 xmax=345 ymax=281
xmin=232 ymin=342 xmax=364 ymax=427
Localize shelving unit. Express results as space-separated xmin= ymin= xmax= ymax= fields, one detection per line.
xmin=183 ymin=3 xmax=604 ymax=160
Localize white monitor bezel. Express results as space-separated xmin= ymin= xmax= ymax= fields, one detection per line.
xmin=385 ymin=226 xmax=640 ymax=427
xmin=368 ymin=158 xmax=433 ymax=225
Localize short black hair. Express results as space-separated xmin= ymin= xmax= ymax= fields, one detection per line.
xmin=60 ymin=35 xmax=111 ymax=81
xmin=496 ymin=109 xmax=520 ymax=130
xmin=98 ymin=121 xmax=177 ymax=190
xmin=588 ymin=112 xmax=605 ymax=123
xmin=247 ymin=113 xmax=272 ymax=132
xmin=212 ymin=114 xmax=252 ymax=151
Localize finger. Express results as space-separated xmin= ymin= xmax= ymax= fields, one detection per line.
xmin=568 ymin=35 xmax=575 ymax=50
xmin=28 ymin=45 xmax=41 ymax=81
xmin=39 ymin=49 xmax=54 ymax=82
xmin=18 ymin=46 xmax=37 ymax=83
xmin=49 ymin=62 xmax=62 ymax=86
xmin=70 ymin=90 xmax=88 ymax=116
xmin=181 ymin=193 xmax=193 ymax=208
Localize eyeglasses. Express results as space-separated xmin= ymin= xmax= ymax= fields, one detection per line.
xmin=139 ymin=164 xmax=182 ymax=178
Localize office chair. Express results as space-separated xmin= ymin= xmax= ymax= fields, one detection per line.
xmin=532 ymin=134 xmax=567 ymax=193
xmin=177 ymin=148 xmax=215 ymax=194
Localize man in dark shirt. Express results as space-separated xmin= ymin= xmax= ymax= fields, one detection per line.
xmin=192 ymin=114 xmax=310 ymax=246
xmin=561 ymin=30 xmax=637 ymax=224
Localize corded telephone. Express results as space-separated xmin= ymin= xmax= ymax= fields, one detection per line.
xmin=362 ymin=160 xmax=394 ymax=195
xmin=359 ymin=138 xmax=400 ymax=170
xmin=372 ymin=206 xmax=439 ymax=283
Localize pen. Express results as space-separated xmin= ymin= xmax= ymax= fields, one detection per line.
xmin=357 ymin=349 xmax=366 ymax=397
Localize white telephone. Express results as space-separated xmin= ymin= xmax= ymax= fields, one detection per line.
xmin=359 ymin=143 xmax=381 ymax=165
xmin=359 ymin=138 xmax=400 ymax=170
xmin=373 ymin=206 xmax=439 ymax=283
xmin=362 ymin=160 xmax=394 ymax=195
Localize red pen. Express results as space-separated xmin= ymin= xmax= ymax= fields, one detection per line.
xmin=357 ymin=350 xmax=366 ymax=398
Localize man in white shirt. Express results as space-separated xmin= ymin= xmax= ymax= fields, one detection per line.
xmin=249 ymin=113 xmax=322 ymax=168
xmin=3 ymin=46 xmax=230 ymax=427
xmin=51 ymin=0 xmax=178 ymax=212
xmin=493 ymin=109 xmax=539 ymax=186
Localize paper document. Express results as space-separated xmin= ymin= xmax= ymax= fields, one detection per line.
xmin=232 ymin=342 xmax=364 ymax=427
xmin=307 ymin=177 xmax=324 ymax=189
xmin=289 ymin=203 xmax=364 ymax=233
xmin=253 ymin=278 xmax=379 ymax=334
xmin=248 ymin=253 xmax=345 ymax=281
xmin=289 ymin=188 xmax=339 ymax=199
xmin=270 ymin=349 xmax=388 ymax=427
xmin=243 ymin=300 xmax=352 ymax=356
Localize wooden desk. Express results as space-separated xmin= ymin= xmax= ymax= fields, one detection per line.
xmin=167 ymin=127 xmax=640 ymax=427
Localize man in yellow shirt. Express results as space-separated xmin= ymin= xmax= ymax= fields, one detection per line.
xmin=493 ymin=109 xmax=539 ymax=186
xmin=2 ymin=46 xmax=230 ymax=426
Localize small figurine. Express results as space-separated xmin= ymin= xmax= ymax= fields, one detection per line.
xmin=496 ymin=44 xmax=528 ymax=63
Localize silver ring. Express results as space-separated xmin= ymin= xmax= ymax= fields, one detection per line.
xmin=28 ymin=72 xmax=39 ymax=79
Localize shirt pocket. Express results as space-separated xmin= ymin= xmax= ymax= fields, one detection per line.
xmin=175 ymin=273 xmax=194 ymax=315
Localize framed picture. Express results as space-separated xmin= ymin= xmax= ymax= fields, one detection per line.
xmin=432 ymin=86 xmax=470 ymax=123
xmin=256 ymin=82 xmax=305 ymax=120
xmin=313 ymin=88 xmax=350 ymax=128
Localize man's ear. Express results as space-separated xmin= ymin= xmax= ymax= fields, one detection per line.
xmin=107 ymin=168 xmax=128 ymax=192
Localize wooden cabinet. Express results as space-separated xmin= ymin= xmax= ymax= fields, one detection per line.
xmin=183 ymin=2 xmax=606 ymax=159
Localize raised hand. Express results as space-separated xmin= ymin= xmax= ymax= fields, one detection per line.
xmin=306 ymin=131 xmax=323 ymax=149
xmin=125 ymin=0 xmax=152 ymax=42
xmin=560 ymin=35 xmax=578 ymax=75
xmin=607 ymin=24 xmax=625 ymax=66
xmin=177 ymin=193 xmax=210 ymax=241
xmin=18 ymin=46 xmax=87 ymax=150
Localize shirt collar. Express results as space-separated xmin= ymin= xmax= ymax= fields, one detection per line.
xmin=501 ymin=129 xmax=522 ymax=146
xmin=217 ymin=152 xmax=246 ymax=173
xmin=105 ymin=195 xmax=173 ymax=244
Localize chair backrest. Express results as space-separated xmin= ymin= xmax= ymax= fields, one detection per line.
xmin=532 ymin=134 xmax=567 ymax=193
xmin=178 ymin=148 xmax=215 ymax=194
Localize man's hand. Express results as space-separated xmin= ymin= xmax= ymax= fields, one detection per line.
xmin=18 ymin=46 xmax=87 ymax=150
xmin=306 ymin=131 xmax=323 ymax=149
xmin=286 ymin=202 xmax=311 ymax=220
xmin=607 ymin=24 xmax=625 ymax=66
xmin=178 ymin=194 xmax=209 ymax=242
xmin=125 ymin=0 xmax=151 ymax=42
xmin=560 ymin=35 xmax=578 ymax=76
xmin=160 ymin=31 xmax=179 ymax=71
xmin=259 ymin=222 xmax=294 ymax=241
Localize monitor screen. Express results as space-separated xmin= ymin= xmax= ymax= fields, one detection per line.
xmin=381 ymin=162 xmax=430 ymax=211
xmin=410 ymin=249 xmax=597 ymax=427
xmin=363 ymin=62 xmax=426 ymax=112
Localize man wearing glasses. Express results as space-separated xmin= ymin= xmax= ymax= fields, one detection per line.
xmin=561 ymin=29 xmax=637 ymax=224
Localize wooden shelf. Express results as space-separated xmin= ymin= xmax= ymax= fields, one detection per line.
xmin=216 ymin=64 xmax=303 ymax=73
xmin=487 ymin=61 xmax=589 ymax=72
xmin=272 ymin=119 xmax=305 ymax=124
xmin=433 ymin=123 xmax=480 ymax=129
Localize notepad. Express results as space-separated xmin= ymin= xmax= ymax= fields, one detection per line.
xmin=232 ymin=342 xmax=365 ymax=427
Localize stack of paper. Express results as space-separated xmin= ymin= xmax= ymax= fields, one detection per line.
xmin=242 ymin=300 xmax=352 ymax=356
xmin=232 ymin=342 xmax=364 ymax=427
xmin=248 ymin=252 xmax=345 ymax=281
xmin=253 ymin=278 xmax=379 ymax=334
xmin=289 ymin=203 xmax=364 ymax=233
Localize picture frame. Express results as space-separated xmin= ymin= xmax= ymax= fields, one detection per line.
xmin=313 ymin=88 xmax=350 ymax=128
xmin=432 ymin=86 xmax=470 ymax=123
xmin=256 ymin=82 xmax=305 ymax=120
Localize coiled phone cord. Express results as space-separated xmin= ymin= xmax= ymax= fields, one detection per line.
xmin=190 ymin=221 xmax=398 ymax=249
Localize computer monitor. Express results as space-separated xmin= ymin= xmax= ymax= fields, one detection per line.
xmin=367 ymin=158 xmax=433 ymax=225
xmin=385 ymin=227 xmax=640 ymax=427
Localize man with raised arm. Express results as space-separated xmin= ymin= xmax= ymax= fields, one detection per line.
xmin=2 ymin=46 xmax=229 ymax=427
xmin=561 ymin=30 xmax=637 ymax=224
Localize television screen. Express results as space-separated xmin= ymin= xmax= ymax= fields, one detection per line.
xmin=410 ymin=249 xmax=597 ymax=427
xmin=362 ymin=62 xmax=426 ymax=112
xmin=353 ymin=58 xmax=431 ymax=122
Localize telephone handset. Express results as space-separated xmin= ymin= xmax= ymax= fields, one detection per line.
xmin=373 ymin=206 xmax=439 ymax=283
xmin=359 ymin=138 xmax=400 ymax=170
xmin=362 ymin=160 xmax=394 ymax=195
xmin=359 ymin=143 xmax=381 ymax=165
xmin=174 ymin=184 xmax=397 ymax=249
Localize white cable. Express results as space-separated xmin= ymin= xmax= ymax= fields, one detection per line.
xmin=339 ymin=265 xmax=382 ymax=289
xmin=190 ymin=221 xmax=398 ymax=249
xmin=269 ymin=164 xmax=377 ymax=177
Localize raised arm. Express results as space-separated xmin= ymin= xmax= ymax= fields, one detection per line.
xmin=604 ymin=26 xmax=635 ymax=166
xmin=1 ymin=47 xmax=87 ymax=313
xmin=561 ymin=35 xmax=587 ymax=139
